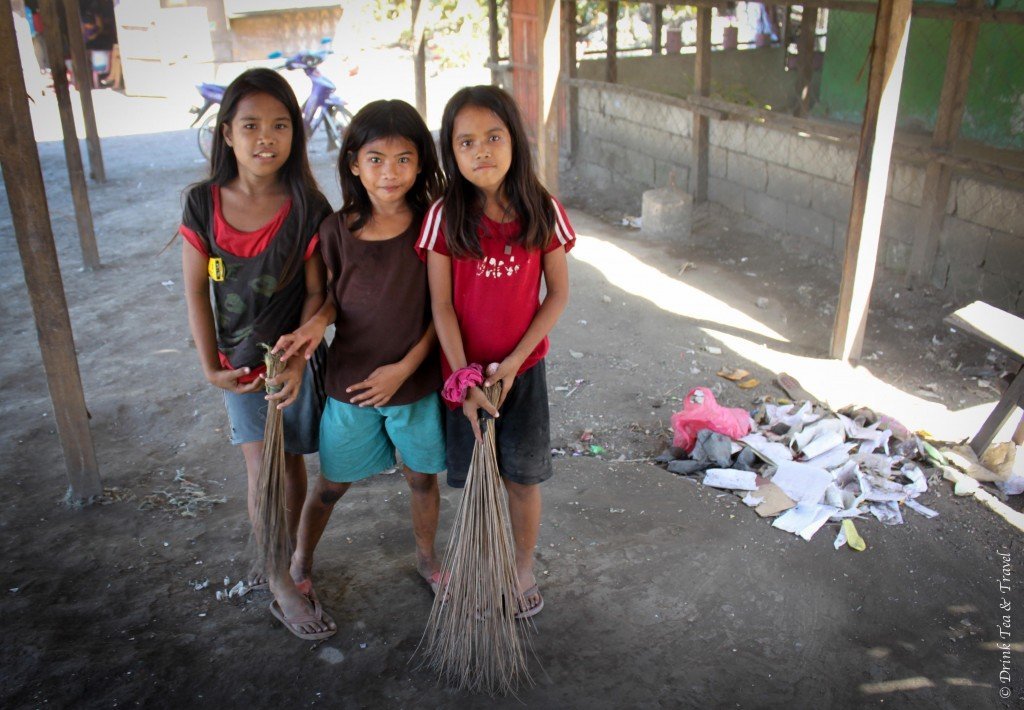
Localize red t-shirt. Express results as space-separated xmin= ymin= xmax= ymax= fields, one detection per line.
xmin=179 ymin=185 xmax=320 ymax=382
xmin=415 ymin=198 xmax=575 ymax=393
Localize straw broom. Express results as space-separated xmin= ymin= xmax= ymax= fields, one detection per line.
xmin=418 ymin=383 xmax=534 ymax=695
xmin=250 ymin=346 xmax=292 ymax=587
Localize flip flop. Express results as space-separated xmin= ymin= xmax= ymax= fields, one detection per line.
xmin=514 ymin=583 xmax=544 ymax=620
xmin=269 ymin=598 xmax=336 ymax=641
xmin=248 ymin=574 xmax=269 ymax=592
xmin=774 ymin=372 xmax=817 ymax=404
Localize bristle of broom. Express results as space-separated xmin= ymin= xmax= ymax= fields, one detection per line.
xmin=250 ymin=346 xmax=292 ymax=584
xmin=416 ymin=384 xmax=534 ymax=696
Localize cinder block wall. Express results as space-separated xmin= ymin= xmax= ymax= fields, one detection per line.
xmin=571 ymin=84 xmax=1024 ymax=314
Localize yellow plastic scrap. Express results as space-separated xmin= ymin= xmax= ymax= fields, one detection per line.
xmin=842 ymin=519 xmax=866 ymax=551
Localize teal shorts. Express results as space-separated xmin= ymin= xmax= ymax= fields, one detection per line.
xmin=318 ymin=391 xmax=446 ymax=482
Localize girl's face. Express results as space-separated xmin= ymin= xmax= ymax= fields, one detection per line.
xmin=350 ymin=136 xmax=420 ymax=210
xmin=222 ymin=92 xmax=293 ymax=181
xmin=451 ymin=105 xmax=512 ymax=198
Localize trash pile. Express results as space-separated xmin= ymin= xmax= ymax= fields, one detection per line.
xmin=657 ymin=386 xmax=950 ymax=550
xmin=139 ymin=468 xmax=227 ymax=518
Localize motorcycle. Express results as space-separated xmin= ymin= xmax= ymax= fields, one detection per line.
xmin=190 ymin=39 xmax=354 ymax=159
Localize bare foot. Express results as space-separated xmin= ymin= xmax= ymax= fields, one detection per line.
xmin=416 ymin=551 xmax=441 ymax=594
xmin=270 ymin=579 xmax=336 ymax=635
xmin=516 ymin=567 xmax=543 ymax=617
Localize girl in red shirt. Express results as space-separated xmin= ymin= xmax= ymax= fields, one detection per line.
xmin=417 ymin=85 xmax=576 ymax=619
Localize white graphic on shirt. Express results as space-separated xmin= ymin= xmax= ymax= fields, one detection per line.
xmin=476 ymin=254 xmax=520 ymax=279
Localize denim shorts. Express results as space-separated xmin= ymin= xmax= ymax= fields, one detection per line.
xmin=318 ymin=391 xmax=446 ymax=483
xmin=445 ymin=358 xmax=552 ymax=489
xmin=221 ymin=350 xmax=325 ymax=454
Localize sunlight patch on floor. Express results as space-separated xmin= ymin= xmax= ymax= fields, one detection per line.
xmin=706 ymin=328 xmax=1012 ymax=443
xmin=571 ymin=233 xmax=789 ymax=343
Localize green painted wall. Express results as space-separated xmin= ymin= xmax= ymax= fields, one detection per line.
xmin=814 ymin=4 xmax=1024 ymax=149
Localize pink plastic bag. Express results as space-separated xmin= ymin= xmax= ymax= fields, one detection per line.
xmin=670 ymin=386 xmax=752 ymax=452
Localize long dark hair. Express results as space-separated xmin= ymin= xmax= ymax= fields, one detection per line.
xmin=338 ymin=99 xmax=444 ymax=232
xmin=439 ymin=85 xmax=555 ymax=260
xmin=199 ymin=68 xmax=324 ymax=286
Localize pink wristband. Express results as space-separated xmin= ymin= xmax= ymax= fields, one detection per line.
xmin=442 ymin=364 xmax=484 ymax=405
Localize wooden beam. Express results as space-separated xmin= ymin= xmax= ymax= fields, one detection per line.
xmin=537 ymin=0 xmax=561 ymax=193
xmin=970 ymin=364 xmax=1024 ymax=457
xmin=40 ymin=0 xmax=100 ymax=270
xmin=606 ymin=0 xmax=617 ymax=83
xmin=652 ymin=3 xmax=663 ymax=54
xmin=795 ymin=7 xmax=818 ymax=117
xmin=488 ymin=0 xmax=501 ymax=86
xmin=906 ymin=0 xmax=981 ymax=287
xmin=692 ymin=6 xmax=711 ymax=202
xmin=830 ymin=0 xmax=913 ymax=362
xmin=0 ymin=7 xmax=102 ymax=502
xmin=411 ymin=0 xmax=427 ymax=118
xmin=564 ymin=0 xmax=579 ymax=160
xmin=62 ymin=0 xmax=105 ymax=182
xmin=650 ymin=0 xmax=1024 ymax=25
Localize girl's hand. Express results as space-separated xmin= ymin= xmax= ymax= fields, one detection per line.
xmin=463 ymin=385 xmax=499 ymax=443
xmin=208 ymin=367 xmax=264 ymax=395
xmin=483 ymin=357 xmax=523 ymax=410
xmin=264 ymin=356 xmax=305 ymax=410
xmin=274 ymin=317 xmax=328 ymax=363
xmin=346 ymin=363 xmax=411 ymax=408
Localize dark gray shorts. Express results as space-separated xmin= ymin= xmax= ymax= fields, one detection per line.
xmin=445 ymin=359 xmax=552 ymax=489
xmin=221 ymin=347 xmax=326 ymax=454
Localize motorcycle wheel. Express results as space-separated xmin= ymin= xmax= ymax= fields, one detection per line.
xmin=197 ymin=113 xmax=217 ymax=160
xmin=323 ymin=105 xmax=353 ymax=152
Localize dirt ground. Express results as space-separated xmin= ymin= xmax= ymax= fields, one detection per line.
xmin=2 ymin=124 xmax=1022 ymax=709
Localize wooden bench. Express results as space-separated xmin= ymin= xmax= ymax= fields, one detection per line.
xmin=944 ymin=301 xmax=1024 ymax=456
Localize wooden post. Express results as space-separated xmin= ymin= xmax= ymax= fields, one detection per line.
xmin=488 ymin=0 xmax=501 ymax=86
xmin=905 ymin=0 xmax=982 ymax=286
xmin=830 ymin=0 xmax=912 ymax=362
xmin=692 ymin=7 xmax=711 ymax=202
xmin=411 ymin=0 xmax=427 ymax=118
xmin=40 ymin=0 xmax=100 ymax=270
xmin=652 ymin=2 xmax=663 ymax=54
xmin=795 ymin=7 xmax=818 ymax=116
xmin=606 ymin=0 xmax=617 ymax=83
xmin=62 ymin=0 xmax=105 ymax=182
xmin=565 ymin=0 xmax=579 ymax=160
xmin=0 ymin=8 xmax=102 ymax=502
xmin=537 ymin=0 xmax=561 ymax=193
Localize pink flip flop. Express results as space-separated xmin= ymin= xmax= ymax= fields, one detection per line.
xmin=514 ymin=583 xmax=544 ymax=620
xmin=269 ymin=598 xmax=336 ymax=641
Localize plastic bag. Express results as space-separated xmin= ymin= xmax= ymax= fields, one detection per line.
xmin=670 ymin=386 xmax=752 ymax=452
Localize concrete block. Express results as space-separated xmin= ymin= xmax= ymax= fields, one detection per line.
xmin=655 ymin=161 xmax=690 ymax=190
xmin=787 ymin=203 xmax=834 ymax=247
xmin=788 ymin=138 xmax=855 ymax=184
xmin=664 ymin=106 xmax=692 ymax=139
xmin=745 ymin=190 xmax=788 ymax=232
xmin=642 ymin=184 xmax=693 ymax=242
xmin=984 ymin=231 xmax=1024 ymax=279
xmin=580 ymin=162 xmax=613 ymax=192
xmin=955 ymin=179 xmax=1024 ymax=237
xmin=578 ymin=88 xmax=602 ymax=113
xmin=710 ymin=120 xmax=746 ymax=153
xmin=880 ymin=199 xmax=918 ymax=245
xmin=937 ymin=218 xmax=990 ymax=268
xmin=707 ymin=177 xmax=746 ymax=213
xmin=834 ymin=220 xmax=849 ymax=258
xmin=891 ymin=162 xmax=925 ymax=206
xmin=766 ymin=164 xmax=813 ymax=208
xmin=710 ymin=146 xmax=728 ymax=179
xmin=830 ymin=145 xmax=856 ymax=186
xmin=978 ymin=272 xmax=1022 ymax=312
xmin=604 ymin=94 xmax=636 ymax=121
xmin=811 ymin=177 xmax=852 ymax=222
xmin=883 ymin=237 xmax=911 ymax=272
xmin=745 ymin=124 xmax=791 ymax=166
xmin=624 ymin=152 xmax=657 ymax=187
xmin=726 ymin=153 xmax=768 ymax=192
